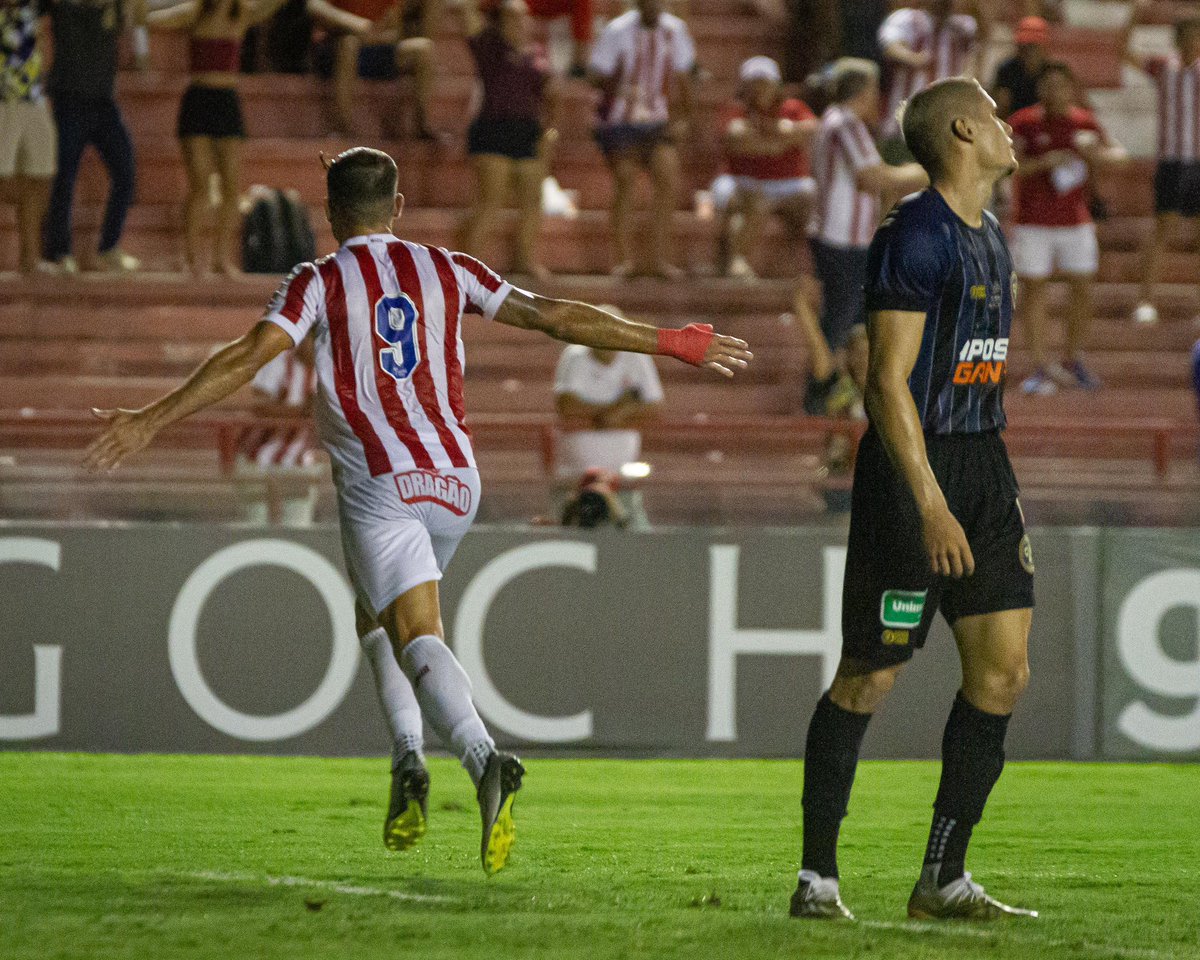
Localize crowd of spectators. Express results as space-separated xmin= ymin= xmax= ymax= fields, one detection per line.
xmin=3 ymin=0 xmax=1200 ymax=513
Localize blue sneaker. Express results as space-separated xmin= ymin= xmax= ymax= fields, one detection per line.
xmin=1061 ymin=359 xmax=1102 ymax=391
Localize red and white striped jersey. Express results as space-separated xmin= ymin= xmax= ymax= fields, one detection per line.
xmin=1146 ymin=56 xmax=1200 ymax=162
xmin=588 ymin=9 xmax=696 ymax=126
xmin=812 ymin=104 xmax=883 ymax=249
xmin=878 ymin=9 xmax=978 ymax=138
xmin=238 ymin=349 xmax=318 ymax=468
xmin=261 ymin=234 xmax=515 ymax=487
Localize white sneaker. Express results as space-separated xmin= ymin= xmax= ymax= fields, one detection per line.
xmin=1133 ymin=303 xmax=1159 ymax=325
xmin=788 ymin=869 xmax=854 ymax=920
xmin=96 ymin=249 xmax=140 ymax=273
xmin=726 ymin=255 xmax=757 ymax=280
xmin=907 ymin=866 xmax=1038 ymax=920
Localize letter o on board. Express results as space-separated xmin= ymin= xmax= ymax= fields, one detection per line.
xmin=168 ymin=540 xmax=358 ymax=741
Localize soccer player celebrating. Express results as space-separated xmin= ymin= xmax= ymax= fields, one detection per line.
xmin=788 ymin=79 xmax=1038 ymax=921
xmin=83 ymin=147 xmax=752 ymax=875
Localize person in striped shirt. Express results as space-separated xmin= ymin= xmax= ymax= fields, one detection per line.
xmin=809 ymin=58 xmax=926 ymax=377
xmin=83 ymin=146 xmax=752 ymax=875
xmin=234 ymin=336 xmax=321 ymax=525
xmin=877 ymin=0 xmax=989 ymax=162
xmin=1121 ymin=0 xmax=1200 ymax=325
xmin=588 ymin=0 xmax=696 ymax=278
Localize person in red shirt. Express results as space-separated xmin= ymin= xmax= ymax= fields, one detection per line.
xmin=712 ymin=55 xmax=818 ymax=278
xmin=524 ymin=0 xmax=591 ymax=77
xmin=1009 ymin=61 xmax=1127 ymax=395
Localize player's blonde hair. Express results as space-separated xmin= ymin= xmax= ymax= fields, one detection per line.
xmin=899 ymin=77 xmax=985 ymax=180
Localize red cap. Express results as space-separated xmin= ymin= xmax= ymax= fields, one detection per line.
xmin=1014 ymin=16 xmax=1049 ymax=46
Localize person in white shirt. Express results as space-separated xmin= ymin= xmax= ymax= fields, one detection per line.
xmin=553 ymin=309 xmax=664 ymax=526
xmin=877 ymin=0 xmax=986 ymax=161
xmin=810 ymin=59 xmax=925 ymax=360
xmin=588 ymin=0 xmax=696 ymax=278
xmin=85 ymin=146 xmax=752 ymax=876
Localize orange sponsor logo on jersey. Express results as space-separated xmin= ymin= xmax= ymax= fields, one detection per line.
xmin=954 ymin=337 xmax=1008 ymax=386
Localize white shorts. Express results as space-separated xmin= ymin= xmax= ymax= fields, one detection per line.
xmin=337 ymin=467 xmax=481 ymax=615
xmin=1010 ymin=223 xmax=1099 ymax=279
xmin=711 ymin=173 xmax=816 ymax=211
xmin=0 ymin=99 xmax=57 ymax=179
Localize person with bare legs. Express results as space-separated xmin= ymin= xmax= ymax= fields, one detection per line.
xmin=311 ymin=0 xmax=442 ymax=139
xmin=1120 ymin=1 xmax=1200 ymax=325
xmin=589 ymin=0 xmax=695 ymax=278
xmin=1009 ymin=61 xmax=1127 ymax=395
xmin=713 ymin=55 xmax=817 ymax=279
xmin=455 ymin=0 xmax=559 ymax=280
xmin=85 ymin=146 xmax=752 ymax=873
xmin=0 ymin=0 xmax=56 ymax=274
xmin=150 ymin=0 xmax=289 ymax=276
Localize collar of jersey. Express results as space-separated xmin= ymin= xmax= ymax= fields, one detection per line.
xmin=343 ymin=233 xmax=396 ymax=247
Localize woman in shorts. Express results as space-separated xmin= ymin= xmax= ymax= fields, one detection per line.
xmin=455 ymin=0 xmax=558 ymax=280
xmin=150 ymin=0 xmax=287 ymax=275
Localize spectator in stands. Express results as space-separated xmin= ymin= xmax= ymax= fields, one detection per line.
xmin=310 ymin=0 xmax=440 ymax=139
xmin=809 ymin=59 xmax=926 ymax=366
xmin=454 ymin=0 xmax=558 ymax=280
xmin=877 ymin=0 xmax=989 ymax=163
xmin=553 ymin=307 xmax=663 ymax=528
xmin=234 ymin=336 xmax=321 ymax=525
xmin=712 ymin=55 xmax=817 ymax=279
xmin=1010 ymin=61 xmax=1128 ymax=395
xmin=1120 ymin=2 xmax=1200 ymax=325
xmin=589 ymin=0 xmax=696 ymax=279
xmin=992 ymin=15 xmax=1050 ymax=118
xmin=0 ymin=0 xmax=56 ymax=274
xmin=42 ymin=0 xmax=145 ymax=274
xmin=150 ymin=0 xmax=290 ymax=277
xmin=525 ymin=0 xmax=590 ymax=77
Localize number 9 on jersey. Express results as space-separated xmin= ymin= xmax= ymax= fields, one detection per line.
xmin=375 ymin=294 xmax=422 ymax=381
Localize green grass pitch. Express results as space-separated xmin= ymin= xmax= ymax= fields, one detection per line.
xmin=3 ymin=754 xmax=1197 ymax=960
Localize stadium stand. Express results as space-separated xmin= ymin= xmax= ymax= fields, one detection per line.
xmin=1 ymin=0 xmax=1198 ymax=525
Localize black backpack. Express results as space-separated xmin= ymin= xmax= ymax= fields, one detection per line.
xmin=242 ymin=187 xmax=316 ymax=274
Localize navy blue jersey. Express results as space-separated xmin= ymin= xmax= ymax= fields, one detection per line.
xmin=864 ymin=189 xmax=1015 ymax=434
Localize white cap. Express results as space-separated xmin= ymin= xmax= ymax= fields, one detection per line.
xmin=739 ymin=55 xmax=781 ymax=84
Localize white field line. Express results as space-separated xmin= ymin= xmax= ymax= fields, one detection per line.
xmin=185 ymin=869 xmax=453 ymax=904
xmin=859 ymin=919 xmax=1173 ymax=960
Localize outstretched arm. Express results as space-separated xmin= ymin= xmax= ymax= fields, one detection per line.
xmin=494 ymin=291 xmax=752 ymax=378
xmin=865 ymin=309 xmax=973 ymax=578
xmin=146 ymin=0 xmax=199 ymax=30
xmin=84 ymin=322 xmax=295 ymax=471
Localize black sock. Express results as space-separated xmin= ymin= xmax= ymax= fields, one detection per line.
xmin=924 ymin=692 xmax=1011 ymax=886
xmin=801 ymin=692 xmax=872 ymax=879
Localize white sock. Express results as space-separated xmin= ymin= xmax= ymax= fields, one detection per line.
xmin=359 ymin=627 xmax=424 ymax=769
xmin=399 ymin=634 xmax=495 ymax=786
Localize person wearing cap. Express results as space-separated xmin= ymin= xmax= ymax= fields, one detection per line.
xmin=552 ymin=305 xmax=664 ymax=528
xmin=711 ymin=55 xmax=818 ymax=279
xmin=992 ymin=15 xmax=1050 ymax=118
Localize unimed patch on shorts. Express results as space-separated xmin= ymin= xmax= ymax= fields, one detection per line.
xmin=394 ymin=470 xmax=473 ymax=516
xmin=879 ymin=589 xmax=927 ymax=629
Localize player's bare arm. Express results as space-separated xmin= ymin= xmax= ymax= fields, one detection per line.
xmin=857 ymin=161 xmax=929 ymax=197
xmin=494 ymin=291 xmax=753 ymax=378
xmin=84 ymin=321 xmax=294 ymax=472
xmin=146 ymin=1 xmax=199 ymax=30
xmin=865 ymin=309 xmax=975 ymax=578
